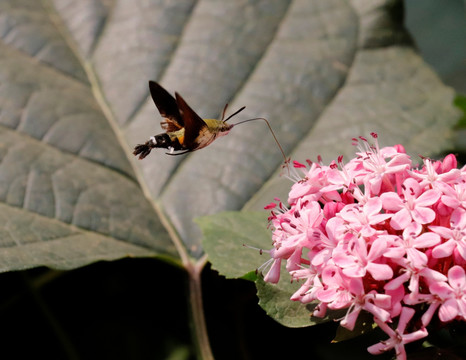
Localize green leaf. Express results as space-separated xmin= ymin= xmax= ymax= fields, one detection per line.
xmin=256 ymin=274 xmax=346 ymax=328
xmin=0 ymin=0 xmax=460 ymax=272
xmin=333 ymin=312 xmax=376 ymax=342
xmin=0 ymin=203 xmax=163 ymax=272
xmin=196 ymin=211 xmax=271 ymax=279
xmin=255 ymin=275 xmax=313 ymax=328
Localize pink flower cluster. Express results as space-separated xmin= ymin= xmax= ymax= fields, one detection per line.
xmin=263 ymin=134 xmax=466 ymax=360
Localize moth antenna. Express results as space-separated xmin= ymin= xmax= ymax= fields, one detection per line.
xmin=221 ymin=103 xmax=229 ymax=121
xmin=224 ymin=106 xmax=246 ymax=122
xmin=232 ymin=117 xmax=290 ymax=175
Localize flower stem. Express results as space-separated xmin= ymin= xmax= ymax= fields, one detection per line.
xmin=187 ymin=257 xmax=214 ymax=360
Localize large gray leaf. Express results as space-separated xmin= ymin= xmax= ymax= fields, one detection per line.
xmin=0 ymin=0 xmax=459 ymax=269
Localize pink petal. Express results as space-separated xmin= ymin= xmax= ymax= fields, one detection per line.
xmin=311 ymin=249 xmax=330 ymax=267
xmin=458 ymin=299 xmax=466 ymax=320
xmin=438 ymin=299 xmax=458 ymax=322
xmin=385 ymin=272 xmax=410 ymax=290
xmin=447 ymin=266 xmax=466 ymax=290
xmin=368 ymin=176 xmax=383 ymax=195
xmin=288 ymin=181 xmax=312 ymax=199
xmin=386 ymin=162 xmax=411 ymax=174
xmin=364 ymin=301 xmax=391 ymax=322
xmin=367 ymin=341 xmax=393 ymax=356
xmin=403 ymin=221 xmax=423 ymax=235
xmin=402 ymin=328 xmax=428 ymax=344
xmin=384 ymin=247 xmax=406 ymax=258
xmin=332 ymin=253 xmax=353 ymax=268
xmin=286 ymin=249 xmax=303 ymax=272
xmin=457 ymin=242 xmax=466 ymax=261
xmin=381 ymin=192 xmax=403 ymax=211
xmin=368 ymin=213 xmax=392 ymax=225
xmin=403 ymin=178 xmax=422 ymax=197
xmin=365 ymin=197 xmax=383 ymax=216
xmin=313 ymin=302 xmax=327 ymax=317
xmin=413 ymin=232 xmax=441 ymax=248
xmin=406 ymin=248 xmax=427 ymax=267
xmin=303 ymin=202 xmax=324 ymax=226
xmin=390 ymin=208 xmax=411 ymax=230
xmin=342 ymin=265 xmax=366 ymax=278
xmin=429 ymin=225 xmax=453 ymax=239
xmin=368 ymin=238 xmax=388 ymax=260
xmin=348 ymin=278 xmax=364 ymax=295
xmin=442 ymin=154 xmax=458 ymax=171
xmin=421 ymin=302 xmax=440 ymax=327
xmin=340 ymin=307 xmax=360 ymax=331
xmin=429 ymin=281 xmax=452 ymax=297
xmin=421 ymin=267 xmax=447 ymax=282
xmin=441 ymin=195 xmax=460 ymax=209
xmin=317 ymin=288 xmax=339 ymax=303
xmin=415 ymin=189 xmax=441 ymax=207
xmin=339 ymin=206 xmax=359 ymax=223
xmin=450 ymin=207 xmax=466 ymax=228
xmin=411 ymin=206 xmax=436 ymax=225
xmin=367 ymin=263 xmax=393 ymax=281
xmin=432 ymin=239 xmax=456 ymax=258
xmin=397 ymin=306 xmax=415 ymax=333
xmin=372 ymin=293 xmax=392 ymax=309
xmin=264 ymin=259 xmax=282 ymax=283
xmin=440 ymin=168 xmax=461 ymax=183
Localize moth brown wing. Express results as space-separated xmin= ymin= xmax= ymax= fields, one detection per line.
xmin=175 ymin=92 xmax=207 ymax=148
xmin=148 ymin=81 xmax=183 ymax=131
xmin=160 ymin=118 xmax=183 ymax=132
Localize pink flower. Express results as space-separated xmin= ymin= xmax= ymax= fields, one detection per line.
xmin=287 ymin=163 xmax=340 ymax=204
xmin=338 ymin=197 xmax=392 ymax=237
xmin=403 ymin=292 xmax=441 ymax=327
xmin=316 ymin=265 xmax=353 ymax=309
xmin=351 ymin=137 xmax=411 ymax=196
xmin=273 ymin=201 xmax=324 ymax=271
xmin=326 ymin=156 xmax=359 ymax=193
xmin=430 ymin=207 xmax=466 ymax=261
xmin=381 ymin=177 xmax=440 ymax=230
xmin=290 ymin=266 xmax=320 ymax=303
xmin=339 ymin=278 xmax=391 ymax=331
xmin=367 ymin=307 xmax=428 ymax=360
xmin=262 ymin=248 xmax=282 ymax=284
xmin=410 ymin=158 xmax=460 ymax=188
xmin=310 ymin=217 xmax=342 ymax=267
xmin=383 ymin=221 xmax=441 ymax=267
xmin=429 ymin=266 xmax=466 ymax=322
xmin=260 ymin=134 xmax=466 ymax=359
xmin=384 ymin=256 xmax=447 ymax=301
xmin=333 ymin=236 xmax=393 ymax=280
xmin=436 ymin=180 xmax=466 ymax=209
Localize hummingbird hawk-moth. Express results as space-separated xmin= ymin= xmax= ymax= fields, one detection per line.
xmin=133 ymin=81 xmax=245 ymax=159
xmin=133 ymin=81 xmax=289 ymax=173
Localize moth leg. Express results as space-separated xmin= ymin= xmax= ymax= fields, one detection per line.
xmin=165 ymin=150 xmax=191 ymax=156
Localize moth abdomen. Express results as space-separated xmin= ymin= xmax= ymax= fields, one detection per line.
xmin=133 ymin=133 xmax=182 ymax=159
xmin=151 ymin=133 xmax=172 ymax=148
